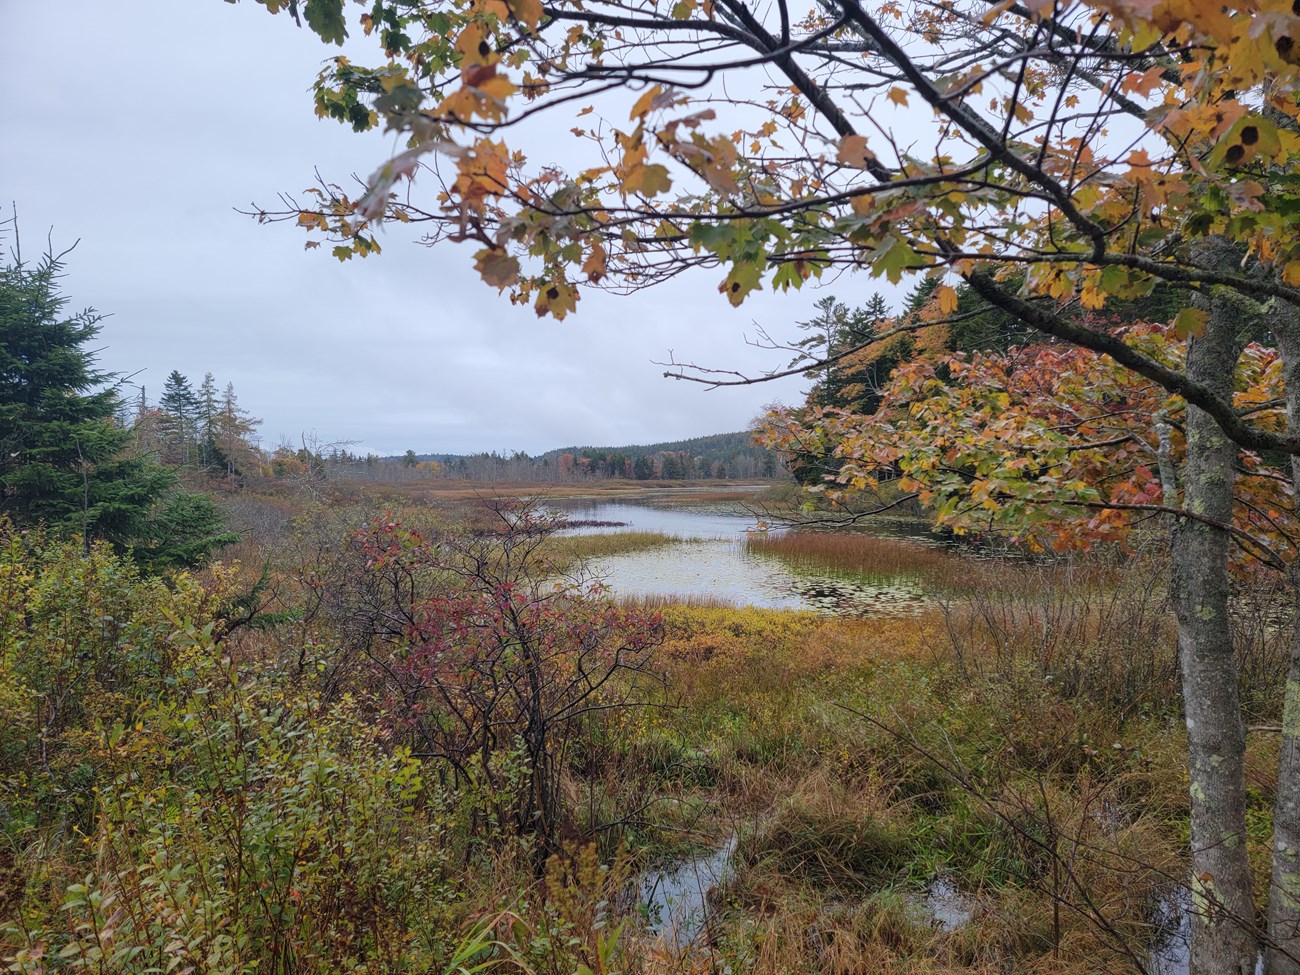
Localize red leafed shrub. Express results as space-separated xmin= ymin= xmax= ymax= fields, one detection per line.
xmin=354 ymin=499 xmax=663 ymax=855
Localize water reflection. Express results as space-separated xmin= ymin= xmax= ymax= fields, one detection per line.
xmin=549 ymin=501 xmax=932 ymax=617
xmin=552 ymin=500 xmax=771 ymax=539
xmin=639 ymin=837 xmax=737 ymax=947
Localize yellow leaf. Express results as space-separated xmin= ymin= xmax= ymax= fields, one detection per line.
xmin=981 ymin=0 xmax=1013 ymax=23
xmin=630 ymin=84 xmax=665 ymax=121
xmin=455 ymin=23 xmax=498 ymax=68
xmin=887 ymin=86 xmax=909 ymax=107
xmin=1080 ymin=283 xmax=1106 ymax=310
xmin=1174 ymin=306 xmax=1208 ymax=339
xmin=534 ymin=277 xmax=580 ymax=319
xmin=477 ymin=75 xmax=518 ymax=101
xmin=505 ymin=0 xmax=543 ymax=28
xmin=935 ymin=284 xmax=958 ymax=315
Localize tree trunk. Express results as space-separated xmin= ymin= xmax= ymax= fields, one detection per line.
xmin=1172 ymin=292 xmax=1257 ymax=975
xmin=1266 ymin=312 xmax=1300 ymax=975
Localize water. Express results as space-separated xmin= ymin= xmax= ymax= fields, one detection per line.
xmin=1149 ymin=887 xmax=1191 ymax=975
xmin=926 ymin=877 xmax=974 ymax=931
xmin=639 ymin=837 xmax=738 ymax=947
xmin=553 ymin=500 xmax=773 ymax=539
xmin=551 ymin=500 xmax=932 ymax=616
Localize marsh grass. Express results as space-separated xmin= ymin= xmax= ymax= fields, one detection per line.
xmin=549 ymin=530 xmax=687 ymax=566
xmin=591 ymin=599 xmax=1271 ymax=975
xmin=617 ymin=592 xmax=740 ymax=610
xmin=745 ymin=530 xmax=964 ymax=587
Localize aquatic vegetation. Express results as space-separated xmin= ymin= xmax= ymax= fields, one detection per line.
xmin=745 ymin=530 xmax=961 ymax=586
xmin=550 ymin=530 xmax=686 ymax=566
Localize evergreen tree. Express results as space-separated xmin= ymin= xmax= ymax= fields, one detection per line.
xmin=0 ymin=242 xmax=231 ymax=567
xmin=210 ymin=382 xmax=261 ymax=480
xmin=158 ymin=370 xmax=199 ymax=465
xmin=197 ymin=371 xmax=219 ymax=469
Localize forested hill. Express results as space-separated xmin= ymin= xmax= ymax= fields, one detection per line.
xmin=540 ymin=431 xmax=772 ymax=468
xmin=403 ymin=430 xmax=782 ymax=481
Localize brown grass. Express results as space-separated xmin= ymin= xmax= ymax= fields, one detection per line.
xmin=550 ymin=531 xmax=685 ymax=565
xmin=746 ymin=530 xmax=963 ymax=585
xmin=617 ymin=592 xmax=740 ymax=610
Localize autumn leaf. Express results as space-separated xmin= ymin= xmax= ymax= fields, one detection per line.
xmin=630 ymin=85 xmax=671 ymax=120
xmin=581 ymin=244 xmax=607 ymax=283
xmin=505 ymin=0 xmax=544 ymax=28
xmin=719 ymin=262 xmax=762 ymax=305
xmin=1173 ymin=306 xmax=1208 ymax=339
xmin=935 ymin=283 xmax=958 ymax=314
xmin=534 ymin=277 xmax=580 ymax=319
xmin=836 ymin=134 xmax=876 ymax=170
xmin=475 ymin=248 xmax=521 ymax=289
xmin=887 ymin=86 xmax=909 ymax=107
xmin=455 ymin=23 xmax=498 ymax=68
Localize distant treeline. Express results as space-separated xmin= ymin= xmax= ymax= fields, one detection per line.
xmin=323 ymin=431 xmax=783 ymax=482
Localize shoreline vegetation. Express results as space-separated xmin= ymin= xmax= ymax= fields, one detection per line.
xmin=1 ymin=480 xmax=1290 ymax=974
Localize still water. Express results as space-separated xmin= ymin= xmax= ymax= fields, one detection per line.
xmin=550 ymin=500 xmax=932 ymax=617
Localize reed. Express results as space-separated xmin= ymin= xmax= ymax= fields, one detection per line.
xmin=745 ymin=530 xmax=961 ymax=585
xmin=616 ymin=591 xmax=739 ymax=610
xmin=551 ymin=530 xmax=685 ymax=564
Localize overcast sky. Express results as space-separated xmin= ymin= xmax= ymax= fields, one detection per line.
xmin=1 ymin=0 xmax=888 ymax=456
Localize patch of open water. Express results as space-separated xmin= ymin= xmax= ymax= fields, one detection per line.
xmin=552 ymin=501 xmax=933 ymax=616
xmin=639 ymin=837 xmax=738 ymax=948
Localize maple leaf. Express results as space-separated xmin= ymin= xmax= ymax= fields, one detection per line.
xmin=1173 ymin=306 xmax=1208 ymax=339
xmin=534 ymin=277 xmax=580 ymax=319
xmin=719 ymin=262 xmax=762 ymax=305
xmin=836 ymin=134 xmax=876 ymax=170
xmin=475 ymin=248 xmax=521 ymax=289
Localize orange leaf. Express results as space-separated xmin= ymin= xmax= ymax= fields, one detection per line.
xmin=835 ymin=134 xmax=876 ymax=169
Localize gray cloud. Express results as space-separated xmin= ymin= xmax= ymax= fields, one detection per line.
xmin=0 ymin=0 xmax=869 ymax=456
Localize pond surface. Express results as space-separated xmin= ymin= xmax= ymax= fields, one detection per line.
xmin=550 ymin=500 xmax=933 ymax=616
xmin=553 ymin=500 xmax=771 ymax=540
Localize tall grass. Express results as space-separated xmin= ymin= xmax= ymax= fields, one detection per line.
xmin=745 ymin=530 xmax=963 ymax=586
xmin=929 ymin=557 xmax=1173 ymax=716
xmin=617 ymin=592 xmax=739 ymax=610
xmin=551 ymin=531 xmax=685 ymax=564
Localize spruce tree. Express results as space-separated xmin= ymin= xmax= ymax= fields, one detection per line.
xmin=0 ymin=243 xmax=232 ymax=567
xmin=159 ymin=370 xmax=199 ymax=466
